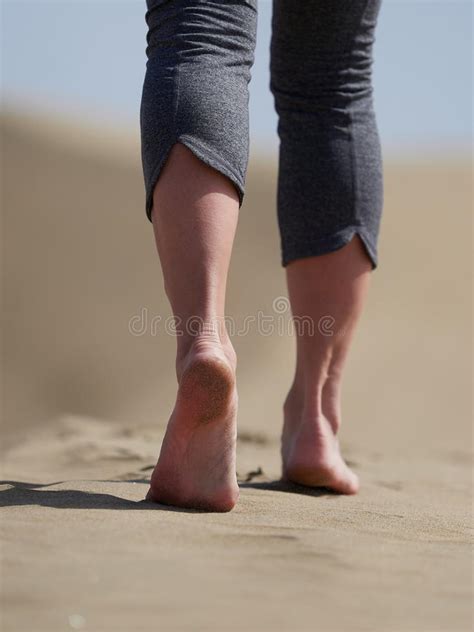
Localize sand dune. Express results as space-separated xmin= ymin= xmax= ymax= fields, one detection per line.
xmin=1 ymin=108 xmax=472 ymax=631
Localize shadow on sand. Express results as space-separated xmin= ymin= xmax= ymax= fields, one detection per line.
xmin=0 ymin=476 xmax=336 ymax=513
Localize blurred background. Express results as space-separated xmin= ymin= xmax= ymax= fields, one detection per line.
xmin=1 ymin=3 xmax=472 ymax=630
xmin=1 ymin=0 xmax=472 ymax=454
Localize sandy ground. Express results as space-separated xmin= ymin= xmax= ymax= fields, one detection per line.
xmin=1 ymin=109 xmax=472 ymax=631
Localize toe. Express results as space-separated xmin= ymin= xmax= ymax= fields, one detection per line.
xmin=145 ymin=487 xmax=156 ymax=502
xmin=332 ymin=464 xmax=359 ymax=495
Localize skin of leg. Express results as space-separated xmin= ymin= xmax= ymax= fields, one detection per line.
xmin=270 ymin=0 xmax=383 ymax=493
xmin=140 ymin=0 xmax=257 ymax=511
xmin=282 ymin=235 xmax=372 ymax=494
xmin=146 ymin=142 xmax=240 ymax=511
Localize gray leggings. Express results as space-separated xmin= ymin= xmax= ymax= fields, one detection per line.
xmin=140 ymin=0 xmax=384 ymax=269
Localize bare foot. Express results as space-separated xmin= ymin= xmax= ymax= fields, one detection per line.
xmin=281 ymin=388 xmax=359 ymax=494
xmin=146 ymin=339 xmax=239 ymax=511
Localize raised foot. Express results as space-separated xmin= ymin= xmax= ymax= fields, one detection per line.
xmin=282 ymin=415 xmax=359 ymax=495
xmin=147 ymin=348 xmax=239 ymax=512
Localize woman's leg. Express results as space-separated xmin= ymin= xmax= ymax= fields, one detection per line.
xmin=140 ymin=0 xmax=257 ymax=511
xmin=282 ymin=241 xmax=371 ymax=494
xmin=147 ymin=144 xmax=240 ymax=511
xmin=270 ymin=0 xmax=384 ymax=492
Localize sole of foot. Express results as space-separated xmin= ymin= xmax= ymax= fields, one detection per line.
xmin=146 ymin=349 xmax=239 ymax=512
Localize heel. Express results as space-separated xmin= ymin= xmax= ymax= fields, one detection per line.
xmin=178 ymin=356 xmax=234 ymax=423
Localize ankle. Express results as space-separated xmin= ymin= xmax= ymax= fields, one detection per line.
xmin=284 ymin=376 xmax=343 ymax=436
xmin=288 ymin=351 xmax=344 ymax=431
xmin=176 ymin=331 xmax=236 ymax=379
xmin=283 ymin=381 xmax=303 ymax=416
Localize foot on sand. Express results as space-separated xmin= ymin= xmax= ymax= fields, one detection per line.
xmin=146 ymin=339 xmax=239 ymax=511
xmin=281 ymin=389 xmax=359 ymax=494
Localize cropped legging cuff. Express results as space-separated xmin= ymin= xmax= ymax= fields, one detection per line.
xmin=140 ymin=0 xmax=384 ymax=270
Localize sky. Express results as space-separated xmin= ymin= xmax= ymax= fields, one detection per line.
xmin=1 ymin=0 xmax=472 ymax=155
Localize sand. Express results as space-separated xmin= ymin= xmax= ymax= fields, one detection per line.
xmin=1 ymin=108 xmax=472 ymax=631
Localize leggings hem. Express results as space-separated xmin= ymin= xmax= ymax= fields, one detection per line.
xmin=145 ymin=136 xmax=246 ymax=222
xmin=282 ymin=225 xmax=377 ymax=270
